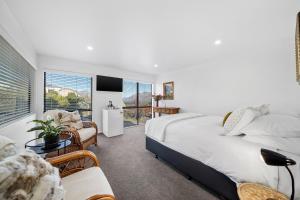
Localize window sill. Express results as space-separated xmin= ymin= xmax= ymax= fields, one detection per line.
xmin=0 ymin=113 xmax=36 ymax=129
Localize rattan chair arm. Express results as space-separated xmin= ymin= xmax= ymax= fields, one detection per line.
xmin=83 ymin=121 xmax=98 ymax=133
xmin=86 ymin=194 xmax=116 ymax=200
xmin=47 ymin=150 xmax=100 ymax=167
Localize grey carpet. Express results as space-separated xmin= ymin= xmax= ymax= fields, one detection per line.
xmin=90 ymin=126 xmax=219 ymax=200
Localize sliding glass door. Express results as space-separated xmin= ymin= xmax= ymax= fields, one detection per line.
xmin=123 ymin=80 xmax=138 ymax=127
xmin=122 ymin=80 xmax=152 ymax=127
xmin=138 ymin=83 xmax=152 ymax=124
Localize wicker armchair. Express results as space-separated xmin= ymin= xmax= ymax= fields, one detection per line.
xmin=43 ymin=110 xmax=98 ymax=154
xmin=61 ymin=121 xmax=98 ymax=152
xmin=47 ymin=150 xmax=116 ymax=200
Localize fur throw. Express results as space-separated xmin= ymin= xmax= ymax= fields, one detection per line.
xmin=0 ymin=136 xmax=64 ymax=200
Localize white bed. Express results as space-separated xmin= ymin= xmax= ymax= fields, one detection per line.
xmin=145 ymin=113 xmax=300 ymax=199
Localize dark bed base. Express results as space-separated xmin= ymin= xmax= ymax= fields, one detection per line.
xmin=146 ymin=136 xmax=239 ymax=200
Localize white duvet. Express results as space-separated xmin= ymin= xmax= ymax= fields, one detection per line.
xmin=145 ymin=113 xmax=203 ymax=141
xmin=145 ymin=114 xmax=300 ymax=199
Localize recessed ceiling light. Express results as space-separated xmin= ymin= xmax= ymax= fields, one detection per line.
xmin=154 ymin=64 xmax=158 ymax=68
xmin=214 ymin=40 xmax=222 ymax=46
xmin=87 ymin=45 xmax=94 ymax=51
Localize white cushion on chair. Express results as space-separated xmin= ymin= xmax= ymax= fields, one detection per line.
xmin=62 ymin=167 xmax=114 ymax=200
xmin=43 ymin=110 xmax=62 ymax=122
xmin=77 ymin=127 xmax=96 ymax=142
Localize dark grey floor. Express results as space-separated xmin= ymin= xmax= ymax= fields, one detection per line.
xmin=90 ymin=126 xmax=219 ymax=200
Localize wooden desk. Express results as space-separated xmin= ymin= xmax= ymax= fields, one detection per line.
xmin=153 ymin=107 xmax=180 ymax=117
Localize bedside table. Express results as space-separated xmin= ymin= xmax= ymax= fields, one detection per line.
xmin=238 ymin=183 xmax=288 ymax=200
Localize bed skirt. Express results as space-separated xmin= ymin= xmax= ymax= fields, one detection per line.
xmin=146 ymin=136 xmax=239 ymax=200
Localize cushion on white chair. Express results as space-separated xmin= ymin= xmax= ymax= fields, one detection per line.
xmin=70 ymin=110 xmax=81 ymax=121
xmin=44 ymin=110 xmax=84 ymax=130
xmin=61 ymin=167 xmax=114 ymax=200
xmin=77 ymin=127 xmax=96 ymax=142
xmin=43 ymin=110 xmax=62 ymax=123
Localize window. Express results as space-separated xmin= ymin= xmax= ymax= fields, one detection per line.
xmin=122 ymin=80 xmax=152 ymax=127
xmin=44 ymin=72 xmax=92 ymax=121
xmin=0 ymin=35 xmax=34 ymax=126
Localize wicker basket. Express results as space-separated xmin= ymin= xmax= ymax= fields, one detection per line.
xmin=238 ymin=183 xmax=288 ymax=200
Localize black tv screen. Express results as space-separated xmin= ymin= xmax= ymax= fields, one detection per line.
xmin=96 ymin=75 xmax=123 ymax=92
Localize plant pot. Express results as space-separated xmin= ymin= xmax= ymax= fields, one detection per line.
xmin=44 ymin=134 xmax=60 ymax=149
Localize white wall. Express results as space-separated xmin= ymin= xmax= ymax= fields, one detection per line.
xmin=156 ymin=45 xmax=300 ymax=116
xmin=0 ymin=0 xmax=37 ymax=148
xmin=0 ymin=0 xmax=36 ymax=68
xmin=36 ymin=55 xmax=156 ymax=131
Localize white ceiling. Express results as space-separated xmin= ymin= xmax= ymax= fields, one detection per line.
xmin=4 ymin=0 xmax=300 ymax=74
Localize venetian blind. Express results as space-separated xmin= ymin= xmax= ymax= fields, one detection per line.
xmin=44 ymin=72 xmax=92 ymax=121
xmin=0 ymin=35 xmax=34 ymax=126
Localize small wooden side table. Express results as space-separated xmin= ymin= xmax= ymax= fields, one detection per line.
xmin=153 ymin=107 xmax=180 ymax=117
xmin=238 ymin=183 xmax=288 ymax=200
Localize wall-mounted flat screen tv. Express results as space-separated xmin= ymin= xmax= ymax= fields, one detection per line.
xmin=96 ymin=75 xmax=123 ymax=92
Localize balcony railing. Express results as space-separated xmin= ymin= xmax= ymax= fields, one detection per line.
xmin=123 ymin=106 xmax=152 ymax=127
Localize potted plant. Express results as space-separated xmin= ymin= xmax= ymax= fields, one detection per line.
xmin=27 ymin=119 xmax=64 ymax=149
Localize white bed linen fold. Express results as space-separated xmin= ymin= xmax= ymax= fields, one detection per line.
xmin=145 ymin=113 xmax=203 ymax=141
xmin=243 ymin=135 xmax=300 ymax=156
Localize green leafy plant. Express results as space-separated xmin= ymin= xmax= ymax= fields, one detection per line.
xmin=27 ymin=119 xmax=64 ymax=139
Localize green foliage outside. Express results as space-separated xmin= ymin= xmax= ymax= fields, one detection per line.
xmin=46 ymin=90 xmax=90 ymax=109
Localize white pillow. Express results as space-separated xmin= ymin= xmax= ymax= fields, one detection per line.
xmin=224 ymin=104 xmax=270 ymax=135
xmin=251 ymin=104 xmax=270 ymax=115
xmin=227 ymin=108 xmax=259 ymax=136
xmin=223 ymin=108 xmax=247 ymax=132
xmin=241 ymin=114 xmax=300 ymax=137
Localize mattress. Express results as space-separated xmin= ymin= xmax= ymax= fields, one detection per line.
xmin=145 ymin=115 xmax=300 ymax=199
